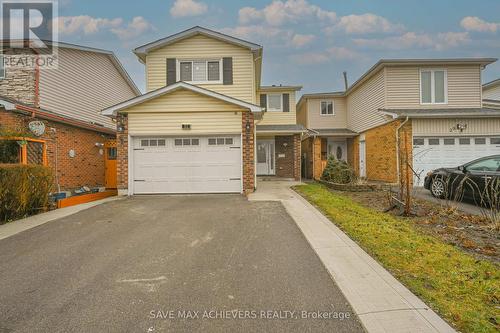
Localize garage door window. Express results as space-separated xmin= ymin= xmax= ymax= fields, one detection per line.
xmin=428 ymin=138 xmax=440 ymax=145
xmin=475 ymin=138 xmax=486 ymax=145
xmin=175 ymin=138 xmax=199 ymax=146
xmin=459 ymin=138 xmax=470 ymax=145
xmin=209 ymin=137 xmax=234 ymax=146
xmin=491 ymin=138 xmax=500 ymax=145
xmin=413 ymin=138 xmax=424 ymax=146
xmin=142 ymin=139 xmax=166 ymax=147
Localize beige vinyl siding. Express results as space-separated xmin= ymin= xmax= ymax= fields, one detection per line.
xmin=386 ymin=65 xmax=482 ymax=109
xmin=123 ymin=89 xmax=247 ymax=113
xmin=146 ymin=35 xmax=255 ymax=104
xmin=257 ymin=91 xmax=297 ymax=125
xmin=413 ymin=118 xmax=500 ymax=136
xmin=296 ymin=100 xmax=308 ymax=128
xmin=347 ymin=69 xmax=386 ymax=133
xmin=39 ymin=48 xmax=137 ymax=129
xmin=307 ymin=97 xmax=347 ymax=129
xmin=128 ymin=112 xmax=242 ymax=135
xmin=483 ymin=84 xmax=500 ymax=100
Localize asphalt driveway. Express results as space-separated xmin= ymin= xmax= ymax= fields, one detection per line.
xmin=0 ymin=195 xmax=363 ymax=333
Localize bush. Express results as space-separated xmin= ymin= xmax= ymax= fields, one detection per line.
xmin=321 ymin=156 xmax=356 ymax=184
xmin=0 ymin=164 xmax=53 ymax=223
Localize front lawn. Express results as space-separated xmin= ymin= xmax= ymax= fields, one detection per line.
xmin=294 ymin=183 xmax=499 ymax=333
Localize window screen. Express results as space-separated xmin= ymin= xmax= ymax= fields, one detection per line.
xmin=180 ymin=62 xmax=192 ymax=81
xmin=207 ymin=61 xmax=220 ymax=81
xmin=421 ymin=71 xmax=432 ymax=103
xmin=268 ymin=94 xmax=282 ymax=111
xmin=193 ymin=61 xmax=207 ymax=81
xmin=434 ymin=71 xmax=445 ymax=103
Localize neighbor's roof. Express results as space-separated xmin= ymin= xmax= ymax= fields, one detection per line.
xmin=259 ymin=85 xmax=302 ymax=92
xmin=379 ymin=108 xmax=500 ymax=118
xmin=0 ymin=95 xmax=115 ymax=135
xmin=134 ymin=26 xmax=263 ymax=62
xmin=483 ymin=78 xmax=500 ymax=90
xmin=297 ymin=91 xmax=345 ymax=107
xmin=101 ymin=81 xmax=263 ymax=116
xmin=11 ymin=40 xmax=141 ymax=95
xmin=308 ymin=128 xmax=358 ymax=136
xmin=256 ymin=124 xmax=307 ymax=133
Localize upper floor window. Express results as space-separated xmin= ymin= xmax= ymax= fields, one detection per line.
xmin=420 ymin=69 xmax=447 ymax=104
xmin=178 ymin=59 xmax=222 ymax=84
xmin=320 ymin=101 xmax=334 ymax=115
xmin=267 ymin=94 xmax=282 ymax=112
xmin=0 ymin=54 xmax=5 ymax=79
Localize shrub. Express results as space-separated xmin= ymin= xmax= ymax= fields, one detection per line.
xmin=0 ymin=164 xmax=53 ymax=223
xmin=321 ymin=156 xmax=356 ymax=184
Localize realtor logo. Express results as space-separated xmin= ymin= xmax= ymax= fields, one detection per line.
xmin=0 ymin=0 xmax=58 ymax=69
xmin=1 ymin=0 xmax=57 ymax=49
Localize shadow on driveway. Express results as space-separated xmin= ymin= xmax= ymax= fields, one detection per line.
xmin=0 ymin=195 xmax=364 ymax=332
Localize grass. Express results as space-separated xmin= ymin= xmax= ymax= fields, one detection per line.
xmin=294 ymin=183 xmax=499 ymax=333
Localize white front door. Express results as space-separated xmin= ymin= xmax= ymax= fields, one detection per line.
xmin=412 ymin=136 xmax=500 ymax=186
xmin=132 ymin=136 xmax=242 ymax=194
xmin=359 ymin=140 xmax=366 ymax=178
xmin=257 ymin=140 xmax=275 ymax=175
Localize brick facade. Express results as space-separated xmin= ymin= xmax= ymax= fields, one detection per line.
xmin=359 ymin=119 xmax=412 ymax=184
xmin=116 ymin=114 xmax=129 ymax=192
xmin=274 ymin=134 xmax=301 ymax=180
xmin=242 ymin=111 xmax=255 ymax=194
xmin=0 ymin=108 xmax=114 ymax=191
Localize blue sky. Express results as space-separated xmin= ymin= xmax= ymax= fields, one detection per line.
xmin=57 ymin=0 xmax=500 ymax=94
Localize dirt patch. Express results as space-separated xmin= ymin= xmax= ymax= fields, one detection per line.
xmin=337 ymin=189 xmax=499 ymax=264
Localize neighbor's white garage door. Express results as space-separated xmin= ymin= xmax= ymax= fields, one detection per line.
xmin=413 ymin=136 xmax=500 ymax=186
xmin=132 ymin=136 xmax=241 ymax=194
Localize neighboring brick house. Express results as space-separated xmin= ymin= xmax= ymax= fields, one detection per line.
xmin=102 ymin=26 xmax=304 ymax=195
xmin=0 ymin=42 xmax=139 ymax=191
xmin=297 ymin=59 xmax=500 ymax=185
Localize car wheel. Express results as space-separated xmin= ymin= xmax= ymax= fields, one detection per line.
xmin=430 ymin=177 xmax=446 ymax=198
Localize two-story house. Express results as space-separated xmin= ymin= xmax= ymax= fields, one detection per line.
xmin=483 ymin=78 xmax=500 ymax=109
xmin=102 ymin=26 xmax=304 ymax=195
xmin=0 ymin=42 xmax=139 ymax=191
xmin=298 ymin=59 xmax=500 ymax=185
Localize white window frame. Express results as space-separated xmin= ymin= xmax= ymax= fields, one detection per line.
xmin=176 ymin=59 xmax=223 ymax=84
xmin=320 ymin=100 xmax=334 ymax=116
xmin=267 ymin=93 xmax=283 ymax=112
xmin=419 ymin=68 xmax=448 ymax=105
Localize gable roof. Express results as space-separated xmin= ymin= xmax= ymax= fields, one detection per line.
xmin=101 ymin=82 xmax=263 ymax=116
xmin=134 ymin=26 xmax=263 ymax=62
xmin=483 ymin=78 xmax=500 ymax=90
xmin=298 ymin=58 xmax=497 ymax=107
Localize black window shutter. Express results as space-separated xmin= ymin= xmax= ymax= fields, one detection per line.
xmin=166 ymin=58 xmax=176 ymax=86
xmin=223 ymin=57 xmax=233 ymax=85
xmin=283 ymin=93 xmax=290 ymax=112
xmin=260 ymin=94 xmax=267 ymax=109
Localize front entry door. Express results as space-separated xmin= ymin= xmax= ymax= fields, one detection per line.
xmin=257 ymin=140 xmax=275 ymax=175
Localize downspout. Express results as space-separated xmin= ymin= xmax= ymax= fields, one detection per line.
xmin=395 ymin=116 xmax=409 ymax=184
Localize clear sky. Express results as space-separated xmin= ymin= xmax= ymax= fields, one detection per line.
xmin=57 ymin=0 xmax=500 ymax=94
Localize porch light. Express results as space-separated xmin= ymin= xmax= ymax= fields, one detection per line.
xmin=245 ymin=120 xmax=251 ymax=132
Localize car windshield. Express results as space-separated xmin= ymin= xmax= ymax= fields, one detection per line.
xmin=466 ymin=157 xmax=500 ymax=172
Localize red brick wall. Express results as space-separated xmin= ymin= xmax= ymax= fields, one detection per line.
xmin=242 ymin=111 xmax=255 ymax=193
xmin=116 ymin=114 xmax=128 ymax=191
xmin=274 ymin=135 xmax=301 ymax=180
xmin=0 ymin=108 xmax=114 ymax=191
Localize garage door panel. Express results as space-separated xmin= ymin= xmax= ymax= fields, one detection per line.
xmin=132 ymin=136 xmax=241 ymax=194
xmin=413 ymin=136 xmax=500 ymax=186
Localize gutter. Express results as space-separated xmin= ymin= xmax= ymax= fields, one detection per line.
xmin=395 ymin=116 xmax=410 ymax=185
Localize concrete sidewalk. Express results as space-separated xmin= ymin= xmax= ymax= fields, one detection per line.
xmin=0 ymin=196 xmax=123 ymax=241
xmin=249 ymin=181 xmax=456 ymax=333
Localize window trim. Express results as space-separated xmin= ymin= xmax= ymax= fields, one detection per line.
xmin=176 ymin=59 xmax=223 ymax=84
xmin=320 ymin=100 xmax=335 ymax=116
xmin=267 ymin=93 xmax=283 ymax=112
xmin=419 ymin=68 xmax=448 ymax=105
xmin=0 ymin=136 xmax=47 ymax=166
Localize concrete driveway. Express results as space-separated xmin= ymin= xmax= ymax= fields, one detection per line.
xmin=0 ymin=195 xmax=363 ymax=333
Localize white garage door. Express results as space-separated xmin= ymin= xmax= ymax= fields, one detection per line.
xmin=413 ymin=136 xmax=500 ymax=186
xmin=132 ymin=136 xmax=242 ymax=194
